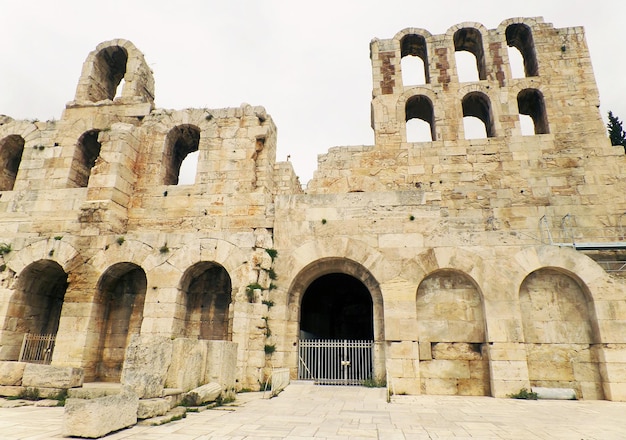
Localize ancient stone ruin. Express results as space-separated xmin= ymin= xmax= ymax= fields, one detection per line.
xmin=1 ymin=17 xmax=625 ymax=411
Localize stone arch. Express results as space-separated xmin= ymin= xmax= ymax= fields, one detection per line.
xmin=517 ymin=88 xmax=549 ymax=134
xmin=445 ymin=22 xmax=490 ymax=82
xmin=179 ymin=261 xmax=233 ymax=341
xmin=519 ymin=266 xmax=604 ymax=399
xmin=0 ymin=259 xmax=68 ymax=361
xmin=0 ymin=121 xmax=39 ymax=191
xmin=0 ymin=135 xmax=25 ymax=191
xmin=396 ymin=87 xmax=441 ymax=143
xmin=416 ymin=268 xmax=490 ymax=396
xmin=94 ymin=262 xmax=147 ymax=382
xmin=73 ymin=39 xmax=155 ymax=105
xmin=461 ymin=89 xmax=496 ymax=138
xmin=162 ymin=124 xmax=201 ymax=185
xmin=497 ymin=17 xmax=543 ymax=78
xmin=398 ymin=31 xmax=431 ymax=86
xmin=69 ymin=129 xmax=102 ymax=188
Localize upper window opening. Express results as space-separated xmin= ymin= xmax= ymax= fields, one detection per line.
xmin=517 ymin=89 xmax=549 ymax=134
xmin=405 ymin=95 xmax=435 ymax=142
xmin=71 ymin=130 xmax=101 ymax=188
xmin=0 ymin=135 xmax=25 ymax=191
xmin=454 ymin=28 xmax=486 ymax=82
xmin=507 ymin=46 xmax=525 ymax=79
xmin=164 ymin=125 xmax=200 ymax=185
xmin=462 ymin=92 xmax=495 ymax=138
xmin=89 ymin=46 xmax=128 ymax=102
xmin=506 ymin=24 xmax=538 ymax=77
xmin=401 ymin=34 xmax=429 ymax=85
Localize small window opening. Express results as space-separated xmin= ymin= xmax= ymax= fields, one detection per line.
xmin=462 ymin=92 xmax=495 ymax=138
xmin=454 ymin=28 xmax=486 ymax=82
xmin=506 ymin=24 xmax=539 ymax=77
xmin=164 ymin=125 xmax=200 ymax=185
xmin=518 ymin=89 xmax=549 ymax=134
xmin=71 ymin=130 xmax=101 ymax=188
xmin=405 ymin=95 xmax=435 ymax=142
xmin=401 ymin=34 xmax=429 ymax=85
xmin=0 ymin=135 xmax=25 ymax=191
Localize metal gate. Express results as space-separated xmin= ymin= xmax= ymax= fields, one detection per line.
xmin=19 ymin=333 xmax=55 ymax=364
xmin=298 ymin=339 xmax=373 ymax=385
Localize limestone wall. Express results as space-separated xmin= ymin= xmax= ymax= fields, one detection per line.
xmin=0 ymin=18 xmax=625 ymax=400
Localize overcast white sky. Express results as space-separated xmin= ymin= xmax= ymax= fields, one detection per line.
xmin=1 ymin=1 xmax=624 ymax=184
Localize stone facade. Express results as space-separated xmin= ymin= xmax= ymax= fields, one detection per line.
xmin=1 ymin=18 xmax=625 ymax=400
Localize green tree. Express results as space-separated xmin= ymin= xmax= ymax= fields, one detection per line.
xmin=607 ymin=111 xmax=626 ymax=153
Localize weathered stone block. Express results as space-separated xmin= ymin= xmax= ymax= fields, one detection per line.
xmin=121 ymin=334 xmax=172 ymax=399
xmin=184 ymin=382 xmax=221 ymax=406
xmin=22 ymin=364 xmax=83 ymax=388
xmin=165 ymin=338 xmax=206 ymax=392
xmin=63 ymin=390 xmax=139 ymax=438
xmin=0 ymin=361 xmax=27 ymax=386
xmin=432 ymin=342 xmax=483 ymax=361
xmin=137 ymin=398 xmax=171 ymax=419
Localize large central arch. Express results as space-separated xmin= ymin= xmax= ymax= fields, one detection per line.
xmin=288 ymin=257 xmax=385 ymax=384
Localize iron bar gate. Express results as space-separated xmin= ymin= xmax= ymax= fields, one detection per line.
xmin=298 ymin=339 xmax=373 ymax=385
xmin=19 ymin=333 xmax=55 ymax=364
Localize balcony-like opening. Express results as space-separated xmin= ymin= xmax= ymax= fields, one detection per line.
xmin=454 ymin=28 xmax=486 ymax=82
xmin=518 ymin=89 xmax=549 ymax=134
xmin=506 ymin=24 xmax=539 ymax=77
xmin=462 ymin=92 xmax=495 ymax=138
xmin=406 ymin=95 xmax=435 ymax=142
xmin=88 ymin=46 xmax=128 ymax=102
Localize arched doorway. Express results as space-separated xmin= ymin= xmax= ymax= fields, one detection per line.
xmin=294 ymin=260 xmax=382 ymax=385
xmin=1 ymin=260 xmax=67 ymax=362
xmin=300 ymin=273 xmax=373 ymax=340
xmin=95 ymin=263 xmax=146 ymax=382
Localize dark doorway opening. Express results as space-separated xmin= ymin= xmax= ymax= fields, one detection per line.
xmin=300 ymin=273 xmax=373 ymax=340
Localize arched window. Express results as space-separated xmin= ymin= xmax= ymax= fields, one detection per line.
xmin=0 ymin=135 xmax=25 ymax=191
xmin=454 ymin=28 xmax=486 ymax=82
xmin=518 ymin=89 xmax=549 ymax=134
xmin=70 ymin=130 xmax=101 ymax=188
xmin=88 ymin=46 xmax=128 ymax=102
xmin=462 ymin=92 xmax=495 ymax=138
xmin=401 ymin=34 xmax=429 ymax=85
xmin=405 ymin=95 xmax=435 ymax=142
xmin=163 ymin=125 xmax=200 ymax=185
xmin=506 ymin=24 xmax=539 ymax=77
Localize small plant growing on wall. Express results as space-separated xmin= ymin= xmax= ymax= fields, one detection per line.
xmin=116 ymin=237 xmax=125 ymax=245
xmin=264 ymin=344 xmax=276 ymax=355
xmin=0 ymin=243 xmax=12 ymax=255
xmin=246 ymin=283 xmax=263 ymax=303
xmin=54 ymin=236 xmax=63 ymax=240
xmin=159 ymin=244 xmax=169 ymax=254
xmin=265 ymin=248 xmax=278 ymax=261
xmin=507 ymin=388 xmax=538 ymax=400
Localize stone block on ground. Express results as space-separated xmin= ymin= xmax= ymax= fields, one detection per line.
xmin=204 ymin=341 xmax=238 ymax=392
xmin=183 ymin=382 xmax=222 ymax=406
xmin=532 ymin=387 xmax=577 ymax=400
xmin=137 ymin=398 xmax=171 ymax=419
xmin=121 ymin=334 xmax=172 ymax=399
xmin=22 ymin=364 xmax=83 ymax=388
xmin=165 ymin=338 xmax=206 ymax=392
xmin=63 ymin=389 xmax=139 ymax=438
xmin=0 ymin=361 xmax=27 ymax=386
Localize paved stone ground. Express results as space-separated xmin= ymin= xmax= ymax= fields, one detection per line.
xmin=1 ymin=381 xmax=625 ymax=439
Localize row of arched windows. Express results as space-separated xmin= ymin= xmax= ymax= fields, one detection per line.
xmin=405 ymin=88 xmax=548 ymax=142
xmin=399 ymin=23 xmax=538 ymax=87
xmin=0 ymin=124 xmax=202 ymax=192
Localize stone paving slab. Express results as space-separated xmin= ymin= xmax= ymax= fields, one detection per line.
xmin=1 ymin=382 xmax=625 ymax=439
